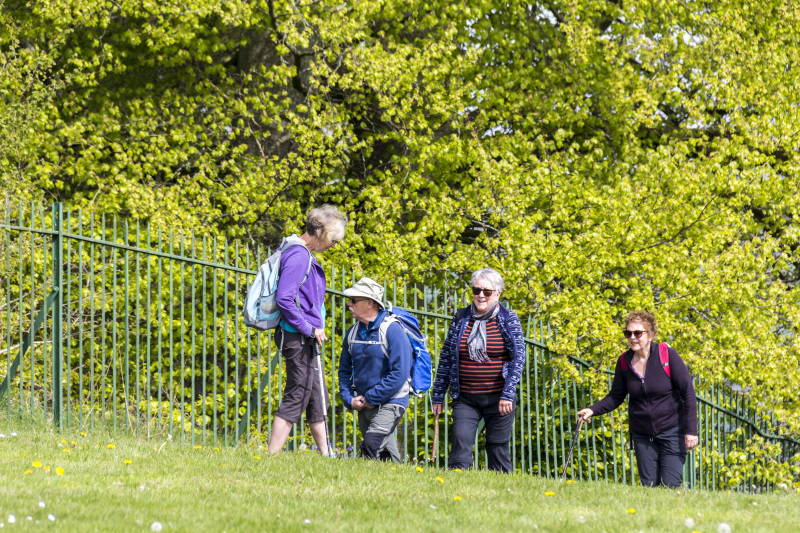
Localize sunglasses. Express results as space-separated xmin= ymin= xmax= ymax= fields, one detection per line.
xmin=348 ymin=297 xmax=367 ymax=304
xmin=330 ymin=240 xmax=339 ymax=247
xmin=623 ymin=330 xmax=647 ymax=339
xmin=472 ymin=287 xmax=496 ymax=297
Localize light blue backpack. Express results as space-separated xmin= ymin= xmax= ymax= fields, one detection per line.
xmin=242 ymin=235 xmax=311 ymax=331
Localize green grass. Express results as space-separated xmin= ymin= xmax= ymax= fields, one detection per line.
xmin=0 ymin=418 xmax=797 ymax=532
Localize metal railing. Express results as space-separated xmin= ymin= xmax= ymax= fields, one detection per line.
xmin=1 ymin=201 xmax=797 ymax=491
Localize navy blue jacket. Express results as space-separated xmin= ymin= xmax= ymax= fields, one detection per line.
xmin=431 ymin=305 xmax=526 ymax=404
xmin=337 ymin=310 xmax=413 ymax=409
xmin=589 ymin=342 xmax=698 ymax=436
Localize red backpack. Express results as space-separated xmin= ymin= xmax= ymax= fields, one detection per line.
xmin=619 ymin=342 xmax=671 ymax=378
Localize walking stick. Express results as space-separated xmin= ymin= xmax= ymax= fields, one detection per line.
xmin=560 ymin=417 xmax=584 ymax=481
xmin=430 ymin=412 xmax=439 ymax=463
xmin=314 ymin=341 xmax=333 ymax=457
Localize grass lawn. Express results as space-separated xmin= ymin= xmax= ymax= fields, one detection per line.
xmin=0 ymin=418 xmax=797 ymax=532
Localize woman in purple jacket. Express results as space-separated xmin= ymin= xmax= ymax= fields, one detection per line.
xmin=267 ymin=205 xmax=347 ymax=455
xmin=577 ymin=311 xmax=698 ymax=488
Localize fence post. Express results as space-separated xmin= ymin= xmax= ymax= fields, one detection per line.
xmin=51 ymin=202 xmax=64 ymax=429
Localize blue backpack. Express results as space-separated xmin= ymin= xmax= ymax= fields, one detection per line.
xmin=242 ymin=235 xmax=311 ymax=331
xmin=346 ymin=304 xmax=433 ymax=397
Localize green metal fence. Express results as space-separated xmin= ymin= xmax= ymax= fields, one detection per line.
xmin=1 ymin=201 xmax=798 ymax=491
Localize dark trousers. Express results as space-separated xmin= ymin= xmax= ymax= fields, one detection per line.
xmin=448 ymin=391 xmax=516 ymax=473
xmin=631 ymin=424 xmax=687 ymax=488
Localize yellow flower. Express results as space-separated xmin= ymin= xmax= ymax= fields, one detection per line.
xmin=63 ymin=449 xmax=71 ymax=453
xmin=454 ymin=468 xmax=462 ymax=472
xmin=544 ymin=491 xmax=555 ymax=496
xmin=44 ymin=466 xmax=50 ymax=471
xmin=253 ymin=455 xmax=261 ymax=460
xmin=194 ymin=445 xmax=202 ymax=449
xmin=214 ymin=447 xmax=220 ymax=451
xmin=33 ymin=461 xmax=42 ymax=468
xmin=71 ymin=441 xmax=77 ymax=446
xmin=627 ymin=508 xmax=635 ymax=514
xmin=80 ymin=432 xmax=86 ymax=437
xmin=454 ymin=496 xmax=462 ymax=501
xmin=567 ymin=479 xmax=576 ymax=484
xmin=60 ymin=440 xmax=67 ymax=444
xmin=24 ymin=470 xmax=32 ymax=475
xmin=416 ymin=466 xmax=423 ymax=472
xmin=56 ymin=467 xmax=65 ymax=476
xmin=391 ymin=467 xmax=396 ymax=470
xmin=436 ymin=477 xmax=444 ymax=483
xmin=124 ymin=459 xmax=132 ymax=465
xmin=107 ymin=444 xmax=115 ymax=449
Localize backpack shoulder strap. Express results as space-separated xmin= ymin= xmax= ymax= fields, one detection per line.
xmin=376 ymin=315 xmax=399 ymax=358
xmin=659 ymin=342 xmax=671 ymax=378
xmin=619 ymin=351 xmax=630 ymax=371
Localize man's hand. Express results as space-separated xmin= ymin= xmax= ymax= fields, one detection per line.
xmin=351 ymin=396 xmax=366 ymax=411
xmin=499 ymin=399 xmax=513 ymax=416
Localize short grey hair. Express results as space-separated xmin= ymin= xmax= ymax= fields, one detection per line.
xmin=470 ymin=268 xmax=504 ymax=293
xmin=306 ymin=205 xmax=347 ymax=242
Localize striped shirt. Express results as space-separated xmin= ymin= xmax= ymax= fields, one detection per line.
xmin=458 ymin=317 xmax=510 ymax=394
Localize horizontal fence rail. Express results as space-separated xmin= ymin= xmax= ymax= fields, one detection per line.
xmin=1 ymin=201 xmax=798 ymax=492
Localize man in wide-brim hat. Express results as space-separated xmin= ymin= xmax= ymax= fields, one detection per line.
xmin=337 ymin=277 xmax=412 ymax=462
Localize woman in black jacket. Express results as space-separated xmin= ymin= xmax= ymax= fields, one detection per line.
xmin=577 ymin=311 xmax=698 ymax=488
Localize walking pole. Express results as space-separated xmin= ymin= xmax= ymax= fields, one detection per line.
xmin=314 ymin=340 xmax=333 ymax=457
xmin=430 ymin=406 xmax=439 ymax=463
xmin=560 ymin=416 xmax=584 ymax=482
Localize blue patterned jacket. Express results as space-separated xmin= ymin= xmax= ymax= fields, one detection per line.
xmin=431 ymin=305 xmax=526 ymax=404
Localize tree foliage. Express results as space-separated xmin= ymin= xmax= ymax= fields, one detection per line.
xmin=2 ymin=1 xmax=800 ymax=431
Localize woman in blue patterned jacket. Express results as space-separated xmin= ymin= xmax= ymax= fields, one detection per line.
xmin=431 ymin=268 xmax=526 ymax=472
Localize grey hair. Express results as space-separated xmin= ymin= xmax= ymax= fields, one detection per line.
xmin=470 ymin=268 xmax=504 ymax=293
xmin=306 ymin=204 xmax=347 ymax=242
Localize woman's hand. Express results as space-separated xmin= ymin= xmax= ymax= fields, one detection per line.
xmin=685 ymin=434 xmax=699 ymax=451
xmin=313 ymin=328 xmax=328 ymax=344
xmin=577 ymin=408 xmax=594 ymax=422
xmin=432 ymin=403 xmax=443 ymax=417
xmin=499 ymin=399 xmax=514 ymax=416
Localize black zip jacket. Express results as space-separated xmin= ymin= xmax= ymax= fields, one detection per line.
xmin=589 ymin=342 xmax=697 ymax=436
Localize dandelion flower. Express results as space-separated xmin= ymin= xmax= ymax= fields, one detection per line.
xmin=63 ymin=448 xmax=71 ymax=453
xmin=626 ymin=508 xmax=635 ymax=514
xmin=194 ymin=445 xmax=202 ymax=449
xmin=44 ymin=465 xmax=50 ymax=471
xmin=436 ymin=477 xmax=444 ymax=483
xmin=544 ymin=491 xmax=555 ymax=496
xmin=107 ymin=444 xmax=115 ymax=449
xmin=454 ymin=496 xmax=461 ymax=501
xmin=56 ymin=467 xmax=65 ymax=476
xmin=60 ymin=440 xmax=67 ymax=445
xmin=80 ymin=432 xmax=86 ymax=437
xmin=454 ymin=468 xmax=461 ymax=472
xmin=33 ymin=461 xmax=42 ymax=468
xmin=71 ymin=441 xmax=77 ymax=446
xmin=567 ymin=479 xmax=576 ymax=484
xmin=254 ymin=455 xmax=261 ymax=460
xmin=24 ymin=469 xmax=32 ymax=475
xmin=214 ymin=447 xmax=220 ymax=451
xmin=391 ymin=467 xmax=396 ymax=470
xmin=416 ymin=466 xmax=423 ymax=472
xmin=124 ymin=459 xmax=132 ymax=465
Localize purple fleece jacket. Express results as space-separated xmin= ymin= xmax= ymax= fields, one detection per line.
xmin=275 ymin=243 xmax=326 ymax=337
xmin=589 ymin=342 xmax=698 ymax=436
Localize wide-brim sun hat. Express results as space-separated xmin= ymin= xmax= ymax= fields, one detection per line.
xmin=343 ymin=277 xmax=385 ymax=309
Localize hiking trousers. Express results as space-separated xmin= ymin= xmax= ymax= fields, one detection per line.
xmin=448 ymin=391 xmax=516 ymax=473
xmin=631 ymin=424 xmax=687 ymax=488
xmin=358 ymin=403 xmax=405 ymax=462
